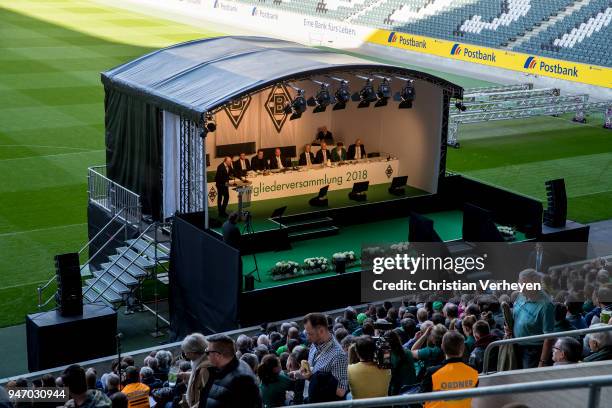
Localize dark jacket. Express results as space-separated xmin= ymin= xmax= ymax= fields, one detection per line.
xmin=198 ymin=358 xmax=262 ymax=408
xmin=214 ymin=163 xmax=233 ymax=187
xmin=299 ymin=151 xmax=315 ymax=166
xmin=469 ymin=334 xmax=499 ymax=373
xmin=269 ymin=155 xmax=290 ymax=169
xmin=250 ymin=156 xmax=268 ymax=171
xmin=222 ymin=220 xmax=241 ymax=249
xmin=584 ymin=345 xmax=612 ymax=362
xmin=315 ymin=149 xmax=331 ymax=164
xmin=233 ymin=158 xmax=251 ymax=177
xmin=316 ymin=130 xmax=334 ymax=144
xmin=347 ymin=144 xmax=366 ymax=160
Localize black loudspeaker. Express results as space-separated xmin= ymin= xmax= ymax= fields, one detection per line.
xmin=26 ymin=304 xmax=117 ymax=372
xmin=544 ymin=179 xmax=567 ymax=228
xmin=244 ymin=275 xmax=255 ymax=291
xmin=54 ymin=252 xmax=83 ymax=317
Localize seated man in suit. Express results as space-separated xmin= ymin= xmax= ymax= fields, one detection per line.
xmin=270 ymin=147 xmax=291 ymax=170
xmin=348 ymin=138 xmax=366 ymax=160
xmin=315 ymin=126 xmax=334 ymax=145
xmin=233 ymin=152 xmax=251 ymax=178
xmin=215 ymin=156 xmax=234 ymax=218
xmin=299 ymin=144 xmax=315 ymax=166
xmin=251 ymin=149 xmax=268 ymax=171
xmin=331 ymin=142 xmax=347 ymax=162
xmin=315 ymin=142 xmax=331 ymax=164
xmin=222 ymin=212 xmax=241 ymax=249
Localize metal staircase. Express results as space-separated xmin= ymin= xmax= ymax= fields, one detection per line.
xmin=82 ymin=224 xmax=170 ymax=309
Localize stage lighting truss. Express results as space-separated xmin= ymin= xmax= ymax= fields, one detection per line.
xmin=307 ymin=81 xmax=336 ymax=113
xmin=283 ymin=84 xmax=307 ymax=120
xmin=394 ymin=76 xmax=416 ymax=109
xmin=460 ymin=87 xmax=560 ymax=103
xmin=328 ymin=76 xmax=351 ymax=110
xmin=453 ymin=94 xmax=589 ymax=114
xmin=463 ymin=83 xmax=532 ymax=97
xmin=448 ymin=100 xmax=612 ymax=147
xmin=352 ymin=76 xmax=378 ymax=108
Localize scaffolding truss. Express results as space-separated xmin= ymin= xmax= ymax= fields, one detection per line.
xmin=461 ymin=87 xmax=560 ymax=102
xmin=463 ymin=83 xmax=533 ymax=96
xmin=454 ymin=94 xmax=589 ymax=114
xmin=178 ymin=117 xmax=205 ymax=214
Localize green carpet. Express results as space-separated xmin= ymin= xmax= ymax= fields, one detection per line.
xmin=244 ymin=210 xmax=463 ymax=289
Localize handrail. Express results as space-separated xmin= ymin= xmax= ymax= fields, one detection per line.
xmin=83 ymin=222 xmax=158 ymax=301
xmin=483 ymin=325 xmax=612 ymax=374
xmin=78 ymin=208 xmax=127 ymax=255
xmin=292 ymin=375 xmax=612 ymax=408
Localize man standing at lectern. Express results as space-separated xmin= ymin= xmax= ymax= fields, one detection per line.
xmin=215 ymin=156 xmax=234 ymax=218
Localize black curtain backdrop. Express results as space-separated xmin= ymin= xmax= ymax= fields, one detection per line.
xmin=169 ymin=215 xmax=240 ymax=339
xmin=105 ymin=86 xmax=162 ymax=220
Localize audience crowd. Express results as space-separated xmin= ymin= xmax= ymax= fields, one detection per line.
xmin=2 ymin=258 xmax=612 ymax=408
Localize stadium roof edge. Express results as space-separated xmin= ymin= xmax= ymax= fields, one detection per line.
xmin=101 ymin=36 xmax=463 ymax=122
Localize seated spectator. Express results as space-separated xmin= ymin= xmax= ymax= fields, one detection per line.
xmin=154 ymin=351 xmax=173 ymax=382
xmin=554 ymin=303 xmax=575 ymax=333
xmin=396 ymin=318 xmax=417 ymax=345
xmin=240 ymin=353 xmax=259 ymax=375
xmin=420 ymin=332 xmax=479 ymax=407
xmin=334 ymin=327 xmax=349 ymax=344
xmin=586 ymin=288 xmax=612 ymax=326
xmin=105 ymin=374 xmax=120 ymax=397
xmin=347 ymin=336 xmax=391 ymax=399
xmin=431 ymin=313 xmax=445 ymax=326
xmin=386 ymin=330 xmax=416 ymax=395
xmin=469 ymin=321 xmax=499 ymax=373
xmin=443 ymin=303 xmax=459 ymax=328
xmin=254 ymin=345 xmax=270 ymax=362
xmin=276 ymin=327 xmax=300 ymax=355
xmin=110 ymin=392 xmax=128 ymax=408
xmin=258 ymin=354 xmax=295 ymax=407
xmin=584 ymin=324 xmax=612 ymax=362
xmin=552 ymin=337 xmax=583 ymax=365
xmin=85 ymin=368 xmax=101 ymax=390
xmin=62 ymin=365 xmax=111 ymax=408
xmin=412 ymin=324 xmax=447 ymax=375
xmin=416 ymin=308 xmax=428 ymax=329
xmin=139 ymin=367 xmax=162 ymax=391
xmin=236 ymin=334 xmax=253 ymax=356
xmin=256 ymin=334 xmax=270 ymax=348
xmin=199 ymin=334 xmax=261 ymax=407
xmin=181 ymin=332 xmax=210 ymax=408
xmin=121 ymin=367 xmax=150 ymax=408
xmin=461 ymin=315 xmax=477 ymax=353
xmin=565 ymin=294 xmax=587 ymax=330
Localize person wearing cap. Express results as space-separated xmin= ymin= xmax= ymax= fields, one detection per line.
xmin=506 ymin=269 xmax=555 ymax=369
xmin=432 ymin=301 xmax=444 ymax=313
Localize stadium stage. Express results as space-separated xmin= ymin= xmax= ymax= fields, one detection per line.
xmin=90 ymin=36 xmax=590 ymax=339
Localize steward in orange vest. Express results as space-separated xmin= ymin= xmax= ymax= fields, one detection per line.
xmin=420 ymin=332 xmax=479 ymax=408
xmin=121 ymin=367 xmax=151 ymax=408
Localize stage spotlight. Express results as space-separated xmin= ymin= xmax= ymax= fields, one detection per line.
xmin=332 ymin=79 xmax=351 ymax=111
xmin=352 ymin=76 xmax=378 ymax=108
xmin=374 ymin=76 xmax=391 ymax=108
xmin=307 ymin=81 xmax=335 ymax=113
xmin=394 ymin=77 xmax=416 ymax=109
xmin=283 ymin=87 xmax=307 ymax=120
xmin=455 ymin=102 xmax=467 ymax=112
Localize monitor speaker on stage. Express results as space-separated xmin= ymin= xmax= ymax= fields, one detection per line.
xmin=544 ymin=178 xmax=567 ymax=228
xmin=349 ymin=181 xmax=369 ymax=202
xmin=54 ymin=252 xmax=83 ymax=317
xmin=309 ymin=185 xmax=329 ymax=207
xmin=389 ymin=176 xmax=408 ymax=196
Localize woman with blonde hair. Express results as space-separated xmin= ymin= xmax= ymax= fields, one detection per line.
xmin=180 ymin=333 xmax=211 ymax=408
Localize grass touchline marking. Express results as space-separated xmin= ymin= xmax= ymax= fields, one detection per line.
xmin=0 ymin=222 xmax=87 ymax=237
xmin=0 ymin=144 xmax=93 ymax=151
xmin=0 ymin=150 xmax=104 ymax=162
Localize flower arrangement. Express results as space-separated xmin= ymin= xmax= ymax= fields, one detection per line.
xmin=302 ymin=257 xmax=330 ymax=275
xmin=269 ymin=261 xmax=301 ymax=280
xmin=497 ymin=225 xmax=516 ymax=240
xmin=332 ymin=251 xmax=357 ymax=266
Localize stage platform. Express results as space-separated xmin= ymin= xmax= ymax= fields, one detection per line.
xmin=212 ymin=182 xmax=428 ymax=232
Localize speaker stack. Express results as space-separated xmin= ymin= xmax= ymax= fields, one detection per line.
xmin=54 ymin=252 xmax=83 ymax=316
xmin=544 ymin=179 xmax=567 ymax=228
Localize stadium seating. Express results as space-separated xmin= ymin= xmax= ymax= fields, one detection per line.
xmin=234 ymin=0 xmax=611 ymax=67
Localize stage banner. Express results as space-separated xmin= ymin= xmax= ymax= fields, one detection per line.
xmin=206 ymin=158 xmax=399 ymax=205
xmin=367 ymin=30 xmax=612 ymax=88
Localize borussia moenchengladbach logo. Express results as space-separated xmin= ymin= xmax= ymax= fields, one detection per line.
xmin=265 ymin=83 xmax=291 ymax=133
xmin=224 ymin=95 xmax=251 ymax=129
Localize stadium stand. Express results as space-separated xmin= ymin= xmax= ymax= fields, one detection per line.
xmin=232 ymin=0 xmax=611 ymax=67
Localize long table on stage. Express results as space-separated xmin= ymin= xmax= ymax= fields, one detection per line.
xmin=208 ymin=157 xmax=400 ymax=205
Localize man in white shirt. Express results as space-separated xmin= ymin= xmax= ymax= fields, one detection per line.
xmin=233 ymin=153 xmax=250 ymax=177
xmin=315 ymin=142 xmax=331 ymax=164
xmin=348 ymin=139 xmax=366 ymax=160
xmin=270 ymin=147 xmax=289 ymax=170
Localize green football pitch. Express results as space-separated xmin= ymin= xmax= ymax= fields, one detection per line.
xmin=1 ymin=0 xmax=611 ymax=328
